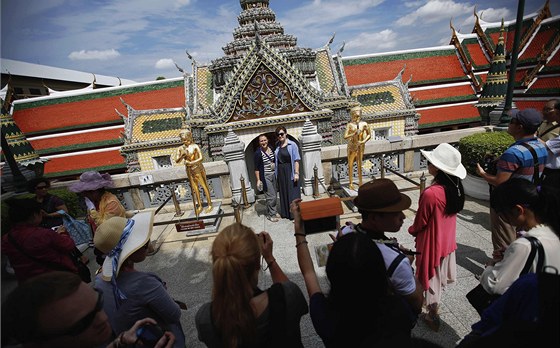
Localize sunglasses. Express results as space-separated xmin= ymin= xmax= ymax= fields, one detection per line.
xmin=40 ymin=288 xmax=104 ymax=339
xmin=277 ymin=132 xmax=285 ymax=136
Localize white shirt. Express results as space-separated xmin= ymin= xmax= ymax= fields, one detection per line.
xmin=481 ymin=224 xmax=560 ymax=295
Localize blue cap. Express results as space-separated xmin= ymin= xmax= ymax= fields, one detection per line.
xmin=511 ymin=108 xmax=542 ymax=127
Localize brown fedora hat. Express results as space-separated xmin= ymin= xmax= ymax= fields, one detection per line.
xmin=353 ymin=179 xmax=411 ymax=213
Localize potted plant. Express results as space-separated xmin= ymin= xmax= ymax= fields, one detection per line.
xmin=457 ymin=131 xmax=513 ymax=200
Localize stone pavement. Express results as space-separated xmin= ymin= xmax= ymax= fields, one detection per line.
xmin=1 ymin=175 xmax=495 ymax=348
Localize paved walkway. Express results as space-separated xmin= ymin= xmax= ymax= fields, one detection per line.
xmin=1 ymin=175 xmax=495 ymax=347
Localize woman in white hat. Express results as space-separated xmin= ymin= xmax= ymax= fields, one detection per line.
xmin=408 ymin=143 xmax=466 ymax=331
xmin=93 ymin=212 xmax=186 ymax=348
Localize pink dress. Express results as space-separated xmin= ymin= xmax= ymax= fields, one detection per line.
xmin=408 ymin=184 xmax=457 ymax=304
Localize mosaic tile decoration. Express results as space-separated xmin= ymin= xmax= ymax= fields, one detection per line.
xmin=196 ymin=66 xmax=213 ymax=111
xmin=137 ymin=148 xmax=177 ymax=171
xmin=131 ymin=111 xmax=184 ymax=142
xmin=315 ymin=49 xmax=336 ymax=93
xmin=369 ymin=117 xmax=405 ymax=137
xmin=351 ymin=84 xmax=406 ymax=114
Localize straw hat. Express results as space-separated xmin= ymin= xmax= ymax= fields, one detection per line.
xmin=420 ymin=143 xmax=466 ymax=180
xmin=353 ymin=179 xmax=411 ymax=213
xmin=69 ymin=171 xmax=114 ymax=193
xmin=93 ymin=211 xmax=154 ymax=281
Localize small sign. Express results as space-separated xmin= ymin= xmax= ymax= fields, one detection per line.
xmin=175 ymin=220 xmax=205 ymax=232
xmin=139 ymin=174 xmax=154 ymax=185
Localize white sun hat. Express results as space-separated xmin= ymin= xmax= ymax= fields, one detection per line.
xmin=420 ymin=143 xmax=467 ymax=180
xmin=93 ymin=211 xmax=154 ymax=281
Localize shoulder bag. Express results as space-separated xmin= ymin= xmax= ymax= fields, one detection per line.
xmin=466 ymin=236 xmax=544 ymax=315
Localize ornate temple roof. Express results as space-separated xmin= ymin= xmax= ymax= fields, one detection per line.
xmin=476 ymin=21 xmax=508 ymax=108
xmin=4 ymin=0 xmax=558 ymax=179
xmin=209 ymin=0 xmax=315 ymax=92
xmin=344 ymin=1 xmax=559 ymax=130
xmin=10 ymin=78 xmax=184 ymax=176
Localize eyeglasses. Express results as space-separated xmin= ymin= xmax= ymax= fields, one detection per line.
xmin=277 ymin=132 xmax=285 ymax=136
xmin=40 ymin=288 xmax=104 ymax=339
xmin=35 ymin=185 xmax=48 ymax=190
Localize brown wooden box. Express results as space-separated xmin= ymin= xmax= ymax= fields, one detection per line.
xmin=299 ymin=197 xmax=343 ymax=234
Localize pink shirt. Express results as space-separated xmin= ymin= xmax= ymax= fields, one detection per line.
xmin=408 ymin=184 xmax=457 ymax=290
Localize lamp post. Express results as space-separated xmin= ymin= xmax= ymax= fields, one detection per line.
xmin=497 ymin=0 xmax=525 ymax=127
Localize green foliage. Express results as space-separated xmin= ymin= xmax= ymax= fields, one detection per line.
xmin=1 ymin=188 xmax=85 ymax=234
xmin=458 ymin=131 xmax=514 ymax=176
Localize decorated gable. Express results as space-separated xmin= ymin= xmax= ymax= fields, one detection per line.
xmin=231 ymin=63 xmax=310 ymax=121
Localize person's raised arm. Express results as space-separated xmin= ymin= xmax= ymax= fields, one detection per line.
xmin=291 ymin=199 xmax=322 ymax=298
xmin=259 ymin=231 xmax=289 ymax=283
xmin=476 ymin=164 xmax=512 ymax=187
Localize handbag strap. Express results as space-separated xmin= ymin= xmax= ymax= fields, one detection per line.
xmin=521 ymin=236 xmax=545 ymax=275
xmin=538 ymin=123 xmax=560 ymax=138
xmin=518 ymin=142 xmax=541 ymax=184
xmin=7 ymin=232 xmax=73 ymax=272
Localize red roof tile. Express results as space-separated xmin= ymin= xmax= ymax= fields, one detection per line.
xmin=465 ymin=42 xmax=489 ymax=67
xmin=43 ymin=150 xmax=125 ymax=175
xmin=411 ymin=84 xmax=475 ymax=103
xmin=528 ymin=75 xmax=560 ymax=90
xmin=520 ymin=28 xmax=556 ymax=61
xmin=546 ymin=50 xmax=560 ymax=67
xmin=418 ymin=104 xmax=480 ymax=125
xmin=13 ymin=86 xmax=184 ymax=133
xmin=30 ymin=128 xmax=123 ymax=151
xmin=345 ymin=55 xmax=464 ymax=86
xmin=513 ymin=100 xmax=547 ymax=110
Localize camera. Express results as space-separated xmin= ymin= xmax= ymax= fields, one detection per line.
xmin=481 ymin=153 xmax=498 ymax=175
xmin=136 ymin=323 xmax=165 ymax=348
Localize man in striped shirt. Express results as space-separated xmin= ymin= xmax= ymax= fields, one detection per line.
xmin=477 ymin=108 xmax=547 ymax=262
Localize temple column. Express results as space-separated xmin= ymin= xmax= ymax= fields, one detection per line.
xmin=222 ymin=128 xmax=255 ymax=204
xmin=299 ymin=118 xmax=325 ymax=196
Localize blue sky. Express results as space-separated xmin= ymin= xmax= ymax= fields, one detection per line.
xmin=1 ymin=0 xmax=558 ymax=83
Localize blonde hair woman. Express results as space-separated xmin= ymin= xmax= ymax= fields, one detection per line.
xmin=195 ymin=223 xmax=308 ymax=348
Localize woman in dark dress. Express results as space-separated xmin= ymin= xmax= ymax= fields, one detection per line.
xmin=274 ymin=126 xmax=301 ymax=219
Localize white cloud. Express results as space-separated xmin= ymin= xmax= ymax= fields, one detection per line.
xmin=396 ymin=0 xmax=473 ymax=26
xmin=155 ymin=58 xmax=175 ymax=69
xmin=68 ymin=49 xmax=120 ymax=61
xmin=459 ymin=7 xmax=512 ymax=29
xmin=478 ymin=8 xmax=512 ymax=22
xmin=175 ymin=0 xmax=191 ymax=7
xmin=280 ymin=0 xmax=385 ymax=31
xmin=346 ymin=29 xmax=398 ymax=53
xmin=404 ymin=1 xmax=425 ymax=8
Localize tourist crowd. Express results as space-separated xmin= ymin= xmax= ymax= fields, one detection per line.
xmin=2 ymin=101 xmax=559 ymax=347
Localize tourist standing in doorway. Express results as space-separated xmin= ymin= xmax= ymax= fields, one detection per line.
xmin=274 ymin=126 xmax=301 ymax=220
xmin=254 ymin=134 xmax=280 ymax=222
xmin=409 ymin=143 xmax=466 ymax=331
